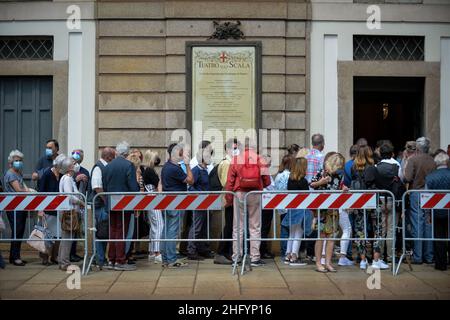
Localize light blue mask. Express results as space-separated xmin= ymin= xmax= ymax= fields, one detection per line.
xmin=13 ymin=160 xmax=23 ymax=171
xmin=72 ymin=152 xmax=81 ymax=162
xmin=45 ymin=148 xmax=53 ymax=158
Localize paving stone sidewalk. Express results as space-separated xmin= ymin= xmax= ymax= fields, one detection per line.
xmin=1 ymin=253 xmax=449 ymax=300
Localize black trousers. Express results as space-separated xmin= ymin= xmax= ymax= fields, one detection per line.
xmin=7 ymin=211 xmax=27 ymax=261
xmin=260 ymin=209 xmax=274 ymax=255
xmin=434 ymin=214 xmax=449 ymax=270
xmin=217 ymin=205 xmax=234 ymax=258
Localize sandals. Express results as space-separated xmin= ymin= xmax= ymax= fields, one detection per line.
xmin=326 ymin=265 xmax=337 ymax=273
xmin=316 ymin=266 xmax=328 ymax=273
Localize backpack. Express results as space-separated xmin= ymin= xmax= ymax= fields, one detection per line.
xmin=389 ymin=176 xmax=406 ymax=199
xmin=237 ymin=152 xmax=262 ymax=191
xmin=351 ymin=169 xmax=367 ymax=190
xmin=209 ymin=161 xmax=223 ymax=191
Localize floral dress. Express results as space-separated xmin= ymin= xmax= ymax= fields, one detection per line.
xmin=310 ymin=169 xmax=344 ymax=236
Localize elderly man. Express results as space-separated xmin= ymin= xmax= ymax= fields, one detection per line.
xmin=305 ymin=134 xmax=325 ymax=183
xmin=88 ymin=147 xmax=115 ymax=269
xmin=425 ymin=152 xmax=450 ymax=270
xmin=102 ymin=141 xmax=140 ymax=271
xmin=69 ymin=148 xmax=90 ymax=262
xmin=404 ymin=137 xmax=436 ymax=264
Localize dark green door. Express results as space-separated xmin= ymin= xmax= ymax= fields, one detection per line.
xmin=0 ymin=76 xmax=53 ymax=188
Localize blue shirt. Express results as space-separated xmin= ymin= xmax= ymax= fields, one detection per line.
xmin=344 ymin=160 xmax=354 ymax=187
xmin=161 ymin=161 xmax=188 ymax=191
xmin=189 ymin=165 xmax=209 ymax=192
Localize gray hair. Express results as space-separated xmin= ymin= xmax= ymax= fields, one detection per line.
xmin=59 ymin=157 xmax=74 ymax=174
xmin=116 ymin=141 xmax=130 ymax=157
xmin=53 ymin=154 xmax=67 ymax=170
xmin=416 ymin=137 xmax=431 ymax=154
xmin=434 ymin=152 xmax=449 ymax=167
xmin=8 ymin=150 xmax=24 ymax=163
xmin=311 ymin=134 xmax=325 ymax=148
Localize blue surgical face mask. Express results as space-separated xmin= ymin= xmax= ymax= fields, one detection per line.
xmin=13 ymin=160 xmax=23 ymax=171
xmin=72 ymin=152 xmax=81 ymax=162
xmin=45 ymin=148 xmax=53 ymax=158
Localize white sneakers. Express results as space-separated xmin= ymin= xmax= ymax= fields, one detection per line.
xmin=338 ymin=256 xmax=354 ymax=266
xmin=371 ymin=259 xmax=389 ymax=270
xmin=360 ymin=259 xmax=389 ymax=270
xmin=148 ymin=253 xmax=163 ymax=264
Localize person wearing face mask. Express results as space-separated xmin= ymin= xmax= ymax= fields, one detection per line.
xmin=71 ymin=149 xmax=90 ymax=195
xmin=32 ymin=139 xmax=59 ymax=190
xmin=3 ymin=150 xmax=32 ymax=266
xmin=69 ymin=149 xmax=90 ymax=263
xmin=186 ymin=146 xmax=214 ymax=260
xmin=38 ymin=154 xmax=66 ymax=265
xmin=58 ymin=156 xmax=84 ymax=271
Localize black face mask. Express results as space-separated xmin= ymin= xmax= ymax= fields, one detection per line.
xmin=154 ymin=157 xmax=161 ymax=166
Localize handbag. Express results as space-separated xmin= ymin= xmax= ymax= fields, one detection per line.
xmin=61 ymin=209 xmax=81 ymax=233
xmin=27 ymin=216 xmax=54 ymax=254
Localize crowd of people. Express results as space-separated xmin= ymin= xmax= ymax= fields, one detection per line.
xmin=0 ymin=134 xmax=449 ymax=273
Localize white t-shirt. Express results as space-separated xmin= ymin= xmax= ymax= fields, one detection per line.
xmin=91 ymin=159 xmax=108 ymax=189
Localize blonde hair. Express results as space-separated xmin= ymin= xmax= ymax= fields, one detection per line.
xmin=289 ymin=157 xmax=307 ymax=181
xmin=296 ymin=147 xmax=309 ymax=158
xmin=354 ymin=146 xmax=374 ymax=171
xmin=325 ymin=153 xmax=345 ymax=175
xmin=143 ymin=150 xmax=159 ymax=169
xmin=127 ymin=153 xmax=141 ymax=169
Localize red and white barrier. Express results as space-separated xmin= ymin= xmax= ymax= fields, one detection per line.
xmin=110 ymin=194 xmax=222 ymax=211
xmin=420 ymin=193 xmax=450 ymax=209
xmin=0 ymin=195 xmax=73 ymax=211
xmin=262 ymin=192 xmax=376 ymax=210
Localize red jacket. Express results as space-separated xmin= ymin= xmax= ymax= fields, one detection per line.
xmin=225 ymin=148 xmax=271 ymax=205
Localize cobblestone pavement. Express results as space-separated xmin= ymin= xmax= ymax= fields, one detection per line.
xmin=1 ymin=252 xmax=449 ymax=300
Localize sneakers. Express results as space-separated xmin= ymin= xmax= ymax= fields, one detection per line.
xmin=107 ymin=261 xmax=115 ymax=270
xmin=114 ymin=263 xmax=137 ymax=271
xmin=163 ymin=261 xmax=189 ymax=268
xmin=214 ymin=254 xmax=233 ymax=265
xmin=360 ymin=259 xmax=368 ymax=270
xmin=371 ymin=259 xmax=389 ymax=270
xmin=289 ymin=259 xmax=307 ymax=266
xmin=154 ymin=254 xmax=162 ymax=264
xmin=251 ymin=260 xmax=266 ymax=267
xmin=338 ymin=256 xmax=354 ymax=266
xmin=284 ymin=254 xmax=292 ymax=265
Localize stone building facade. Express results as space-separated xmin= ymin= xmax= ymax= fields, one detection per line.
xmin=97 ymin=0 xmax=308 ymax=165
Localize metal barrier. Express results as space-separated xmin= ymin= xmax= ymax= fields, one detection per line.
xmin=0 ymin=192 xmax=88 ymax=274
xmin=85 ymin=191 xmax=239 ymax=275
xmin=241 ymin=190 xmax=397 ymax=275
xmin=395 ymin=189 xmax=450 ymax=275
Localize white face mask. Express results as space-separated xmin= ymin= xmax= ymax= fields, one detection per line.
xmin=73 ymin=163 xmax=81 ymax=173
xmin=232 ymin=148 xmax=240 ymax=156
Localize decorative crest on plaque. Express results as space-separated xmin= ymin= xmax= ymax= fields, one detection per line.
xmin=209 ymin=21 xmax=245 ymax=40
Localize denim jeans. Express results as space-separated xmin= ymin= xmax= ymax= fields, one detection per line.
xmin=95 ymin=206 xmax=108 ymax=266
xmin=408 ymin=192 xmax=433 ymax=263
xmin=161 ymin=210 xmax=183 ymax=264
